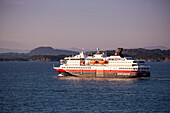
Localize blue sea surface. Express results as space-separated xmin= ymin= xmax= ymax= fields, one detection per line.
xmin=0 ymin=62 xmax=170 ymax=113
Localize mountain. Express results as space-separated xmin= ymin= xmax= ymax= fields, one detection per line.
xmin=144 ymin=46 xmax=169 ymax=50
xmin=29 ymin=47 xmax=78 ymax=56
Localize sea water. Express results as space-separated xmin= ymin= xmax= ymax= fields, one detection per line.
xmin=0 ymin=62 xmax=170 ymax=113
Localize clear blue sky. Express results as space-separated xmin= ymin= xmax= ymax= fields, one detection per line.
xmin=0 ymin=0 xmax=170 ymax=50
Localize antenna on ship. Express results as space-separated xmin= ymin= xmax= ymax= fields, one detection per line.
xmin=72 ymin=51 xmax=73 ymax=57
xmin=97 ymin=48 xmax=100 ymax=54
xmin=82 ymin=48 xmax=85 ymax=53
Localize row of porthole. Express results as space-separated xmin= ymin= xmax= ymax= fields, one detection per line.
xmin=109 ymin=62 xmax=132 ymax=63
xmin=62 ymin=67 xmax=91 ymax=69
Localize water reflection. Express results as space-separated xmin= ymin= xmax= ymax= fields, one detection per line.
xmin=54 ymin=75 xmax=170 ymax=81
xmin=53 ymin=76 xmax=146 ymax=87
xmin=54 ymin=76 xmax=146 ymax=81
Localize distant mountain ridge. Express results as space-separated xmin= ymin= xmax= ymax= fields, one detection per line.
xmin=0 ymin=46 xmax=170 ymax=62
xmin=0 ymin=46 xmax=169 ymax=53
xmin=143 ymin=46 xmax=169 ymax=50
xmin=0 ymin=46 xmax=79 ymax=59
xmin=0 ymin=48 xmax=30 ymax=53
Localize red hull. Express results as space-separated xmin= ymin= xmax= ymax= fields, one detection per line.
xmin=55 ymin=69 xmax=150 ymax=74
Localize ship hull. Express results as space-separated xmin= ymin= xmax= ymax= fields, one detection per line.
xmin=56 ymin=69 xmax=150 ymax=78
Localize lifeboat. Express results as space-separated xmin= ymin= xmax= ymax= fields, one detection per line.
xmin=80 ymin=62 xmax=85 ymax=65
xmin=89 ymin=60 xmax=98 ymax=64
xmin=98 ymin=60 xmax=108 ymax=64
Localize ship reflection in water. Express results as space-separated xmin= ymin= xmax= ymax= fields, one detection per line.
xmin=53 ymin=75 xmax=148 ymax=82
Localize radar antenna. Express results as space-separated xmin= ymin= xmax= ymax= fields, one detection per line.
xmin=82 ymin=48 xmax=85 ymax=53
xmin=97 ymin=48 xmax=100 ymax=54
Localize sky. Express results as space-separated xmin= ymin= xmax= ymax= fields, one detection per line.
xmin=0 ymin=0 xmax=170 ymax=50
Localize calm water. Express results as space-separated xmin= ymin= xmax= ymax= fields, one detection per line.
xmin=0 ymin=62 xmax=170 ymax=113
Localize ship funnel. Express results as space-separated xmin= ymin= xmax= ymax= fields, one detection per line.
xmin=115 ymin=48 xmax=124 ymax=58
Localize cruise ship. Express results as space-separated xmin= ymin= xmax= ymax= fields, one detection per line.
xmin=53 ymin=48 xmax=150 ymax=78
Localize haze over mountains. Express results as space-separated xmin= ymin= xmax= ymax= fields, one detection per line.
xmin=143 ymin=46 xmax=169 ymax=50
xmin=0 ymin=46 xmax=170 ymax=62
xmin=0 ymin=48 xmax=30 ymax=53
xmin=0 ymin=47 xmax=78 ymax=59
xmin=0 ymin=46 xmax=169 ymax=53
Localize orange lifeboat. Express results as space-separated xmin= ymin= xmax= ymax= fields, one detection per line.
xmin=80 ymin=62 xmax=85 ymax=65
xmin=89 ymin=60 xmax=98 ymax=64
xmin=98 ymin=60 xmax=108 ymax=64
